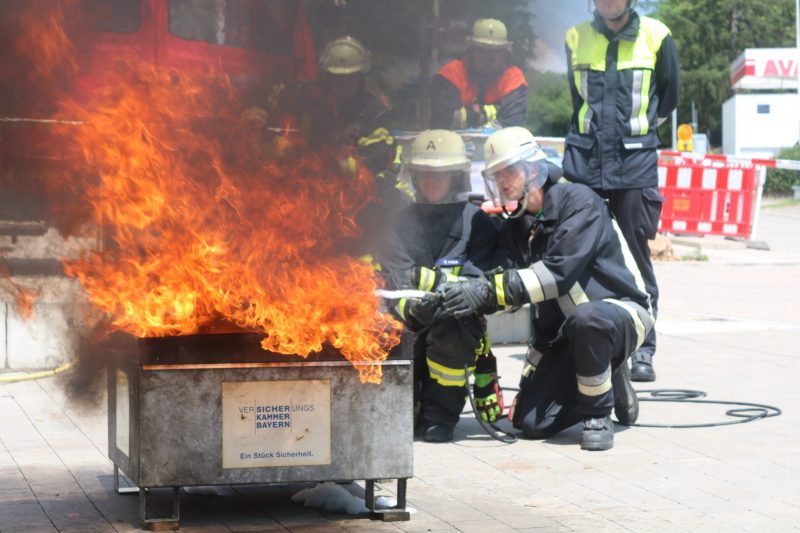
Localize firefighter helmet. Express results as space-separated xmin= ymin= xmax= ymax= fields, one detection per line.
xmin=403 ymin=130 xmax=471 ymax=204
xmin=318 ymin=36 xmax=371 ymax=74
xmin=482 ymin=127 xmax=549 ymax=218
xmin=467 ymin=19 xmax=511 ymax=49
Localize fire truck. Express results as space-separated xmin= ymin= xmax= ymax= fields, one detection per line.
xmin=0 ymin=0 xmax=315 ymax=368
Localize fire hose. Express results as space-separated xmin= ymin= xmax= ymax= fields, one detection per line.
xmin=0 ymin=361 xmax=75 ymax=383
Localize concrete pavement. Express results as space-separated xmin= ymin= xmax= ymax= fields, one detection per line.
xmin=2 ymin=202 xmax=800 ymax=532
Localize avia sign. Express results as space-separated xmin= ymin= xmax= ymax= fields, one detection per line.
xmin=731 ymin=48 xmax=799 ymax=90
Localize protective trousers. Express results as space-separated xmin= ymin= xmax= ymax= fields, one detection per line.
xmin=595 ymin=186 xmax=663 ymax=357
xmin=514 ymin=301 xmax=640 ymax=439
xmin=413 ymin=315 xmax=485 ymax=429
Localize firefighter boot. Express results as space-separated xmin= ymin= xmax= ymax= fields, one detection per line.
xmin=612 ymin=361 xmax=639 ymax=425
xmin=630 ymin=350 xmax=656 ymax=382
xmin=580 ymin=415 xmax=614 ymax=451
xmin=422 ymin=423 xmax=454 ymax=443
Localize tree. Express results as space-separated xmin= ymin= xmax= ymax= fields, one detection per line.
xmin=526 ymin=70 xmax=572 ymax=136
xmin=655 ymin=0 xmax=795 ymax=144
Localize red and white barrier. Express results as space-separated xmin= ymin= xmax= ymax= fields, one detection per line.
xmin=657 ymin=151 xmax=798 ymax=241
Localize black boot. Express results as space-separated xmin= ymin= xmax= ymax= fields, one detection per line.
xmin=422 ymin=423 xmax=454 ymax=443
xmin=630 ymin=350 xmax=656 ymax=382
xmin=580 ymin=415 xmax=614 ymax=451
xmin=612 ymin=362 xmax=639 ymax=425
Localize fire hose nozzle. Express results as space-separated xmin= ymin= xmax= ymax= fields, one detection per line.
xmin=374 ymin=289 xmax=435 ymax=300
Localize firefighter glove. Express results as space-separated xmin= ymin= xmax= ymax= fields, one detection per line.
xmin=407 ymin=293 xmax=443 ymax=327
xmin=441 ymin=276 xmax=495 ymax=318
xmin=473 ymin=366 xmax=505 ymax=423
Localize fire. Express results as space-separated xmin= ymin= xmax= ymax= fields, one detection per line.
xmin=14 ymin=0 xmax=79 ymax=83
xmin=48 ymin=62 xmax=401 ymax=384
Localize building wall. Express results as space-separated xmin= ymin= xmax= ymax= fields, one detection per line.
xmin=722 ymin=93 xmax=800 ymax=157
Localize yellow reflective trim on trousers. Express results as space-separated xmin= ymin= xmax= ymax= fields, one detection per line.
xmin=427 ymin=358 xmax=470 ymax=387
xmin=356 ymin=127 xmax=393 ymax=148
xmin=395 ymin=298 xmax=409 ymax=320
xmin=577 ymin=378 xmax=612 ymax=397
xmin=494 ymin=273 xmax=506 ymax=307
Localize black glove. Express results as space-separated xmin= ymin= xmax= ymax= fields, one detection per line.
xmin=442 ymin=277 xmax=496 ymax=319
xmin=407 ymin=293 xmax=443 ymax=327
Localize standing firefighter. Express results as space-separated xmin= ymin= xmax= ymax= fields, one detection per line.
xmin=441 ymin=127 xmax=653 ymax=451
xmin=431 ymin=19 xmax=528 ymax=130
xmin=381 ymin=130 xmax=500 ymax=443
xmin=562 ymin=0 xmax=679 ymax=381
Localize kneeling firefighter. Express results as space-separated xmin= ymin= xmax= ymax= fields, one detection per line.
xmin=441 ymin=127 xmax=653 ymax=451
xmin=380 ymin=129 xmax=501 ymax=443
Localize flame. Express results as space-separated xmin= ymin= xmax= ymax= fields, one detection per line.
xmin=48 ymin=62 xmax=401 ymax=384
xmin=14 ymin=0 xmax=79 ymax=82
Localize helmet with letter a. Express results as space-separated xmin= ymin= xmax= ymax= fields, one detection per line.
xmin=482 ymin=127 xmax=552 ymax=218
xmin=401 ymin=130 xmax=471 ymax=205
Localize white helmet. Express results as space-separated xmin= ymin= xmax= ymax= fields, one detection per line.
xmin=402 ymin=129 xmax=471 ymax=204
xmin=482 ymin=127 xmax=549 ymax=218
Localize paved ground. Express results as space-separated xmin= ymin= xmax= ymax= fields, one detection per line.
xmin=2 ymin=202 xmax=800 ymax=532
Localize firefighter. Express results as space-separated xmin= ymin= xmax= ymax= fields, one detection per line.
xmin=381 ymin=129 xmax=500 ymax=443
xmin=441 ymin=127 xmax=653 ymax=451
xmin=430 ymin=19 xmax=528 ymax=130
xmin=562 ymin=0 xmax=680 ymax=381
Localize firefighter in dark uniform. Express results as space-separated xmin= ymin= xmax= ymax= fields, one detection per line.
xmin=442 ymin=127 xmax=654 ymax=451
xmin=562 ymin=0 xmax=679 ymax=381
xmin=243 ymin=36 xmax=403 ymax=211
xmin=381 ymin=130 xmax=500 ymax=443
xmin=431 ymin=19 xmax=528 ymax=130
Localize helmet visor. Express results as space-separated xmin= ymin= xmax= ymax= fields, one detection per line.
xmin=403 ymin=169 xmax=471 ymax=204
xmin=483 ymin=160 xmax=549 ymax=211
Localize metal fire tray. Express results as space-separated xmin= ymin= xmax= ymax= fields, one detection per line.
xmin=108 ymin=333 xmax=413 ymax=530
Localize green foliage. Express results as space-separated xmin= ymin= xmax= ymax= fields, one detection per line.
xmin=765 ymin=145 xmax=800 ymax=196
xmin=525 ymin=70 xmax=572 ymax=136
xmin=655 ymin=0 xmax=795 ymax=142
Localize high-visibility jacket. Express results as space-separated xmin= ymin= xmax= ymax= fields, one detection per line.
xmin=494 ymin=182 xmax=654 ymax=349
xmin=431 ymin=59 xmax=528 ymax=129
xmin=562 ymin=13 xmax=679 ymax=190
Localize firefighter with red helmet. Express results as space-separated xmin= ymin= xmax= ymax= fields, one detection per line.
xmin=441 ymin=127 xmax=653 ymax=451
xmin=431 ymin=19 xmax=528 ymax=130
xmin=381 ymin=129 xmax=501 ymax=443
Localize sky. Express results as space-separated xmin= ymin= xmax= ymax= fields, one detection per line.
xmin=529 ymin=1 xmax=656 ymax=72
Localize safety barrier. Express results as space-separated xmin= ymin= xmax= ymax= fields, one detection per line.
xmin=657 ymin=151 xmax=800 ymax=241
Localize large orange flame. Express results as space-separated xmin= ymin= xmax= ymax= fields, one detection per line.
xmin=50 ymin=62 xmax=401 ymax=384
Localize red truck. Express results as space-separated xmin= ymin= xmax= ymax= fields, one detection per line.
xmin=0 ymin=0 xmax=315 ymax=230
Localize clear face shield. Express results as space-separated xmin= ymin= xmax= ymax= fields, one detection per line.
xmin=400 ymin=150 xmax=472 ymax=205
xmin=482 ymin=159 xmax=549 ymax=218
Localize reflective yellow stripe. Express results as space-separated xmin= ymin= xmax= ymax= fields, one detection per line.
xmin=427 ymin=358 xmax=470 ymax=387
xmin=574 ymin=71 xmax=591 ymax=135
xmin=395 ymin=298 xmax=409 ymax=320
xmin=356 ymin=127 xmax=394 ymax=148
xmin=453 ymin=266 xmax=462 ymax=276
xmin=603 ymin=298 xmax=653 ymax=350
xmin=444 ymin=271 xmax=459 ymax=282
xmin=637 ymin=70 xmax=651 ymax=135
xmin=483 ymin=105 xmax=497 ymax=126
xmin=577 ymin=378 xmax=612 ymax=397
xmin=418 ymin=267 xmax=436 ymax=291
xmin=358 ymin=254 xmax=381 ymax=271
xmin=458 ymin=107 xmax=468 ymax=128
xmin=494 ymin=273 xmax=506 ymax=307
